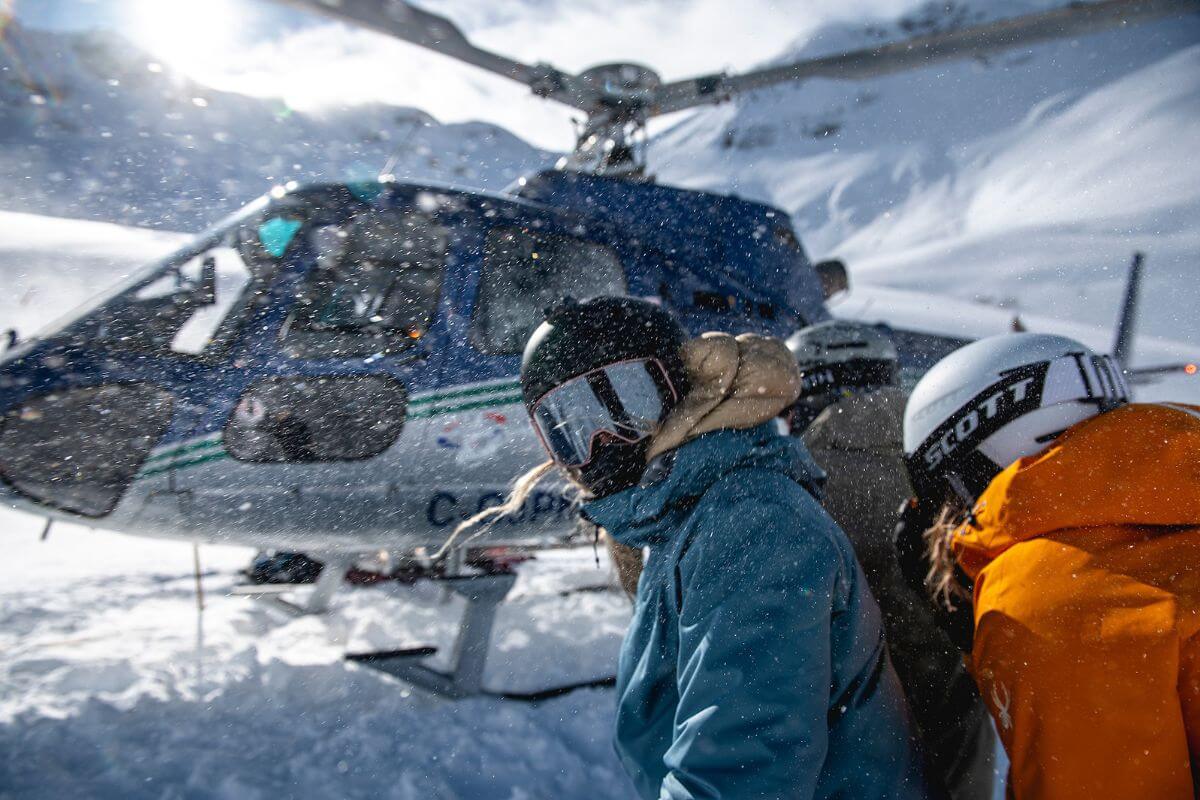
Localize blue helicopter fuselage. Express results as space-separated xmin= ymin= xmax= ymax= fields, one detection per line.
xmin=0 ymin=171 xmax=830 ymax=551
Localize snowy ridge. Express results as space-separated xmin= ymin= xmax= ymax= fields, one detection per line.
xmin=0 ymin=209 xmax=185 ymax=338
xmin=652 ymin=2 xmax=1200 ymax=368
xmin=0 ymin=22 xmax=551 ymax=231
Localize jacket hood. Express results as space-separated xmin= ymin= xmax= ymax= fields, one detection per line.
xmin=582 ymin=423 xmax=825 ymax=549
xmin=645 ymin=332 xmax=801 ymax=462
xmin=954 ymin=402 xmax=1200 ymax=578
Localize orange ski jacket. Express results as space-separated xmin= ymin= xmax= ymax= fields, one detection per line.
xmin=952 ymin=402 xmax=1200 ymax=799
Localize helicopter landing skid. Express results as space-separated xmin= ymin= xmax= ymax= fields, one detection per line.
xmin=230 ymin=553 xmax=357 ymax=616
xmin=346 ymin=571 xmax=616 ymax=702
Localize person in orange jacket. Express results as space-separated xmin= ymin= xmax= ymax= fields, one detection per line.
xmin=899 ymin=332 xmax=1200 ymax=799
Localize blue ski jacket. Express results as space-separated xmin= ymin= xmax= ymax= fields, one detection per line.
xmin=583 ymin=424 xmax=932 ymax=800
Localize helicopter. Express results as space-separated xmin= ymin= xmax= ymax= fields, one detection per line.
xmin=0 ymin=0 xmax=1195 ymax=700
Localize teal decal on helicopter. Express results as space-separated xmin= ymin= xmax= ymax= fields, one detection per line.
xmin=347 ymin=181 xmax=387 ymax=202
xmin=257 ymin=216 xmax=303 ymax=257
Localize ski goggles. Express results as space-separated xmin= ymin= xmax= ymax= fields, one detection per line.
xmin=797 ymin=358 xmax=896 ymax=397
xmin=1043 ymin=352 xmax=1130 ymax=412
xmin=531 ymin=358 xmax=678 ymax=467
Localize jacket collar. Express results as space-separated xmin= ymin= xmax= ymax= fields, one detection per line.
xmin=582 ymin=423 xmax=824 ymax=549
xmin=954 ymin=402 xmax=1200 ymax=577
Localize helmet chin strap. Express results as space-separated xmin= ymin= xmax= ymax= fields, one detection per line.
xmin=945 ymin=472 xmax=982 ymax=528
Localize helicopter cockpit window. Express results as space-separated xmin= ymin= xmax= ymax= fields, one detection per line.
xmin=282 ymin=209 xmax=447 ymax=358
xmin=472 ymin=227 xmax=626 ymax=355
xmin=95 ymin=244 xmax=254 ymax=356
xmin=130 ymin=248 xmax=253 ymax=354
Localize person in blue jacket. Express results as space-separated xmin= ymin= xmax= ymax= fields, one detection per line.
xmin=502 ymin=297 xmax=932 ymax=799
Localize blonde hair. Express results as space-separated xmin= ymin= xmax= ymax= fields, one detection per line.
xmin=923 ymin=501 xmax=972 ymax=610
xmin=434 ymin=461 xmax=644 ymax=602
xmin=430 ymin=461 xmax=557 ymax=561
xmin=607 ymin=537 xmax=644 ymax=598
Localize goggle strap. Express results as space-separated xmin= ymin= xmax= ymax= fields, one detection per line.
xmin=1075 ymin=353 xmax=1129 ymax=407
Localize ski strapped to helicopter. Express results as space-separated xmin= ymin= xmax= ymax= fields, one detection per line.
xmin=0 ymin=0 xmax=1196 ymax=700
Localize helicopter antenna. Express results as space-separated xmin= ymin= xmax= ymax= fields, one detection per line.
xmin=271 ymin=0 xmax=1197 ymax=179
xmin=378 ymin=117 xmax=424 ymax=179
xmin=1113 ymin=252 xmax=1144 ymax=368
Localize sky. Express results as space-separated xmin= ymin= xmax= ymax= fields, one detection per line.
xmin=9 ymin=0 xmax=927 ymax=149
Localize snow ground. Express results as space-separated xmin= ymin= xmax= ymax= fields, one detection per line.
xmin=0 ymin=511 xmax=634 ymax=800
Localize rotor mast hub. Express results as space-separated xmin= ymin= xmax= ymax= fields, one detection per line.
xmin=558 ymin=63 xmax=662 ymax=179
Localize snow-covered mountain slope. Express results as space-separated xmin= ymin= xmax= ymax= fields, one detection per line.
xmin=0 ymin=22 xmax=551 ymax=230
xmin=652 ymin=2 xmax=1200 ymax=362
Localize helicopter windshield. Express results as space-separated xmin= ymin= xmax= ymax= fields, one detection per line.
xmin=282 ymin=207 xmax=447 ymax=357
xmin=471 ymin=226 xmax=626 ymax=355
xmin=17 ymin=198 xmax=291 ymax=361
xmin=82 ymin=218 xmax=286 ymax=357
xmin=17 ymin=197 xmax=271 ymax=351
xmin=127 ymin=247 xmax=252 ymax=354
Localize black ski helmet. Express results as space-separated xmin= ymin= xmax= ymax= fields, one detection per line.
xmin=785 ymin=320 xmax=900 ymax=432
xmin=521 ymin=296 xmax=688 ymax=411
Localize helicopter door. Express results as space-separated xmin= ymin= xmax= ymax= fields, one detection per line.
xmin=421 ymin=222 xmax=628 ymax=537
xmin=469 ymin=225 xmax=628 ymax=356
xmin=169 ymin=206 xmax=449 ymax=545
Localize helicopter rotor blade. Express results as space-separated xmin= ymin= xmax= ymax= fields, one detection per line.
xmin=269 ymin=0 xmax=592 ymax=110
xmin=648 ymin=0 xmax=1196 ymax=117
xmin=1125 ymin=362 xmax=1200 ymax=385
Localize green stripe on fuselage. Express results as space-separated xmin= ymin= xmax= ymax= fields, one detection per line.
xmin=408 ymin=392 xmax=523 ymax=419
xmin=409 ymin=380 xmax=520 ymax=408
xmin=145 ymin=436 xmax=223 ymax=464
xmin=141 ymin=448 xmax=229 ymax=477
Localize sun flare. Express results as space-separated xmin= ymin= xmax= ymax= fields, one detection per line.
xmin=124 ymin=0 xmax=241 ymax=75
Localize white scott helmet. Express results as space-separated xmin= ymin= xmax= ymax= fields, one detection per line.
xmin=787 ymin=320 xmax=899 ymax=397
xmin=903 ymin=333 xmax=1129 ymax=502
